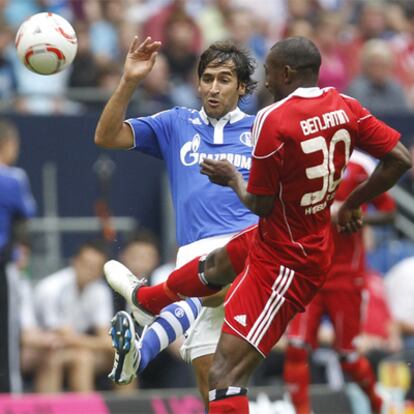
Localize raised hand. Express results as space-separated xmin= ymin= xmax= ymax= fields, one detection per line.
xmin=123 ymin=36 xmax=162 ymax=84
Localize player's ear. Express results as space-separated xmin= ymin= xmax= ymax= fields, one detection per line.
xmin=284 ymin=65 xmax=296 ymax=84
xmin=238 ymin=82 xmax=246 ymax=97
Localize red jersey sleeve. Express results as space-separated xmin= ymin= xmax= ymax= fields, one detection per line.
xmin=343 ymin=95 xmax=401 ymax=158
xmin=247 ymin=111 xmax=283 ymax=196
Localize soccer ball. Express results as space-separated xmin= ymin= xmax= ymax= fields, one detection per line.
xmin=15 ymin=12 xmax=78 ymax=75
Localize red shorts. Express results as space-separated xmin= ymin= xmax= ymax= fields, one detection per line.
xmin=222 ymin=244 xmax=323 ymax=356
xmin=287 ymin=287 xmax=364 ymax=352
xmin=226 ymin=224 xmax=257 ymax=275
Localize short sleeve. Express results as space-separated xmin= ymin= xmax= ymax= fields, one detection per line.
xmin=125 ymin=108 xmax=178 ymax=159
xmin=88 ymin=283 xmax=113 ymax=328
xmin=247 ymin=111 xmax=283 ymax=195
xmin=346 ymin=98 xmax=401 ymax=158
xmin=20 ymin=279 xmax=37 ymax=329
xmin=33 ymin=280 xmax=58 ymax=329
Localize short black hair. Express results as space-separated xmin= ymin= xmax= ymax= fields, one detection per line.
xmin=270 ymin=37 xmax=321 ymax=75
xmin=75 ymin=239 xmax=109 ymax=258
xmin=197 ymin=41 xmax=257 ymax=95
xmin=123 ymin=229 xmax=160 ymax=253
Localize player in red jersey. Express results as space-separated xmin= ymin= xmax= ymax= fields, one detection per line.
xmin=284 ymin=149 xmax=396 ymax=414
xmin=104 ymin=37 xmax=411 ymax=413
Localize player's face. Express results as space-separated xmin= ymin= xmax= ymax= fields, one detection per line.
xmin=73 ymin=248 xmax=106 ymax=288
xmin=121 ymin=242 xmax=159 ymax=277
xmin=198 ymin=60 xmax=246 ymax=119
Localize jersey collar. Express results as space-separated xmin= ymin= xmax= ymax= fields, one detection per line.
xmin=199 ymin=106 xmax=245 ymax=125
xmin=289 ymin=86 xmax=330 ymax=98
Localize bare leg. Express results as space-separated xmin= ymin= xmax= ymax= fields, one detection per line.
xmin=67 ymin=348 xmax=95 ymax=392
xmin=192 ymin=354 xmax=214 ymax=408
xmin=209 ymin=333 xmax=262 ymax=389
xmin=35 ymin=349 xmax=65 ymax=393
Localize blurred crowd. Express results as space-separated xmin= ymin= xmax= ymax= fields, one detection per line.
xmin=2 ymin=0 xmax=414 ymax=115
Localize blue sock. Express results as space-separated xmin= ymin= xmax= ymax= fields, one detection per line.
xmin=137 ymin=297 xmax=202 ymax=373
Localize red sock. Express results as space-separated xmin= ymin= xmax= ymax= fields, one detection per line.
xmin=284 ymin=345 xmax=312 ymax=414
xmin=137 ymin=256 xmax=221 ymax=314
xmin=209 ymin=396 xmax=249 ymax=413
xmin=341 ymin=355 xmax=382 ymax=413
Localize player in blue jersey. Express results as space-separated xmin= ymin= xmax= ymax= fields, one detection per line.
xmin=0 ymin=119 xmax=36 ymax=392
xmin=94 ymin=36 xmax=258 ymax=403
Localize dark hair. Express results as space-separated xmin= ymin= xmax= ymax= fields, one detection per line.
xmin=270 ymin=36 xmax=321 ymax=75
xmin=75 ymin=239 xmax=110 ymax=258
xmin=197 ymin=41 xmax=257 ymax=96
xmin=123 ymin=229 xmax=160 ymax=253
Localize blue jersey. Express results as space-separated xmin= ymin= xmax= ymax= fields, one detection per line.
xmin=126 ymin=106 xmax=258 ymax=246
xmin=0 ymin=165 xmax=36 ymax=255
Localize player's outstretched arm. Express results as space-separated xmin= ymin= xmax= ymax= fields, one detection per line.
xmin=338 ymin=142 xmax=411 ymax=232
xmin=94 ymin=36 xmax=162 ymax=149
xmin=200 ymin=158 xmax=275 ymax=216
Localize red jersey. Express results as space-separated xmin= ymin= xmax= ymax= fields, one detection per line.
xmin=324 ymin=151 xmax=396 ymax=290
xmin=247 ymin=87 xmax=400 ymax=276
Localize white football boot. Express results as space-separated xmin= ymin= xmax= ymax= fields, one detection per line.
xmin=104 ymin=260 xmax=155 ymax=326
xmin=108 ymin=311 xmax=145 ymax=385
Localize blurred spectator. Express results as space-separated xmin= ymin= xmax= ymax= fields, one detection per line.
xmin=284 ymin=18 xmax=313 ymax=38
xmin=0 ymin=119 xmax=36 ymax=393
xmin=143 ymin=0 xmax=202 ymax=54
xmin=120 ymin=230 xmax=160 ymax=282
xmin=391 ymin=4 xmax=414 ymax=108
xmin=163 ymin=12 xmax=198 ymax=84
xmin=97 ymin=62 xmax=122 ymax=94
xmin=385 ymin=256 xmax=414 ymax=350
xmin=385 ymin=1 xmax=408 ymax=35
xmin=0 ymin=21 xmax=16 ymax=111
xmin=88 ymin=0 xmax=124 ymax=65
xmin=342 ymin=0 xmax=390 ymax=80
xmin=346 ymin=39 xmax=410 ymax=115
xmin=357 ymin=271 xmax=402 ymax=356
xmin=197 ymin=0 xmax=231 ymax=48
xmin=233 ymin=0 xmax=287 ymax=42
xmin=225 ymin=8 xmax=263 ymax=113
xmin=313 ymin=11 xmax=348 ymax=91
xmin=18 ymin=243 xmax=64 ymax=392
xmin=226 ymin=8 xmax=266 ymax=64
xmin=69 ymin=21 xmax=99 ymax=88
xmin=118 ymin=20 xmax=143 ymax=58
xmin=32 ymin=240 xmax=113 ymax=393
xmin=7 ymin=0 xmax=414 ymax=117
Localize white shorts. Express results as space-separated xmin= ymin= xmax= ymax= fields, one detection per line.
xmin=175 ymin=233 xmax=236 ymax=363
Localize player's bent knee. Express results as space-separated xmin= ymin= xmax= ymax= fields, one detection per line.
xmin=205 ymin=248 xmax=235 ymax=286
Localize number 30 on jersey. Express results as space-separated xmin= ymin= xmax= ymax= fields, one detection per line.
xmin=300 ymin=129 xmax=351 ymax=214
